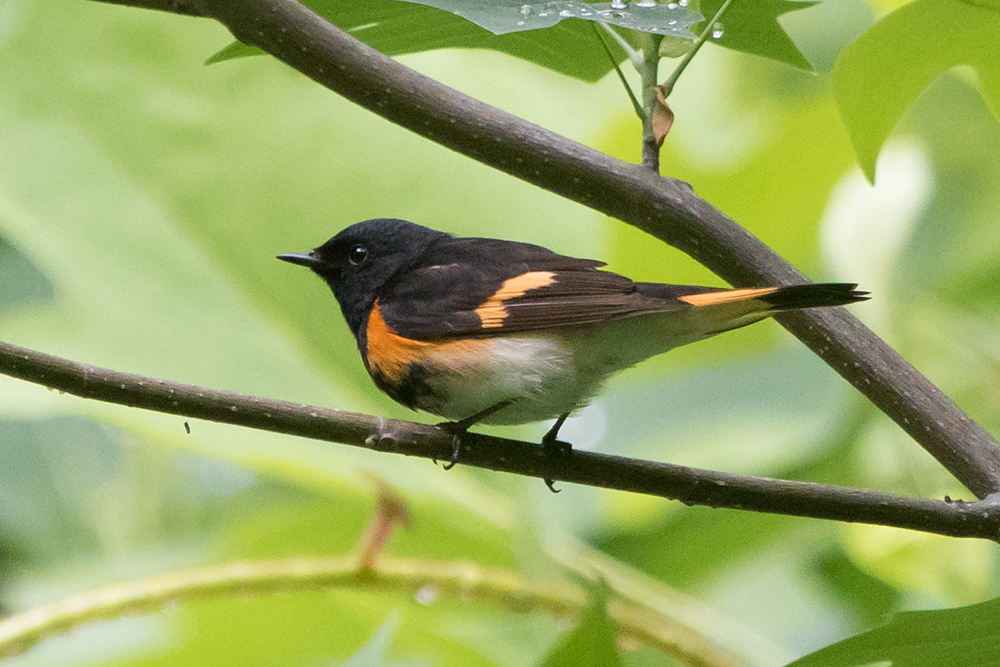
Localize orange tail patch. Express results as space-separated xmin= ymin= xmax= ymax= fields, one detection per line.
xmin=678 ymin=287 xmax=778 ymax=307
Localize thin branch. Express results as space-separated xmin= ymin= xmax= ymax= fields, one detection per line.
xmin=2 ymin=340 xmax=999 ymax=540
xmin=87 ymin=0 xmax=1000 ymax=498
xmin=0 ymin=554 xmax=741 ymax=667
xmin=659 ymin=0 xmax=734 ymax=97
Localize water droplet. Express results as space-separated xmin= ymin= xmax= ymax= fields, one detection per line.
xmin=636 ymin=0 xmax=656 ymax=6
xmin=611 ymin=0 xmax=627 ymax=7
xmin=667 ymin=2 xmax=678 ymax=8
xmin=559 ymin=9 xmax=573 ymax=16
xmin=415 ymin=585 xmax=438 ymax=605
xmin=516 ymin=19 xmax=525 ymax=24
xmin=712 ymin=22 xmax=724 ymax=39
xmin=520 ymin=4 xmax=532 ymax=15
xmin=537 ymin=10 xmax=550 ymax=16
xmin=678 ymin=0 xmax=688 ymax=5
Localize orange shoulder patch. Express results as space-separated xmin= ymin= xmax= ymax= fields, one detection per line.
xmin=475 ymin=271 xmax=557 ymax=329
xmin=678 ymin=287 xmax=778 ymax=307
xmin=366 ymin=300 xmax=430 ymax=384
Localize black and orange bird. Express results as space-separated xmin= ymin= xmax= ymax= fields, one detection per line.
xmin=279 ymin=219 xmax=867 ymax=466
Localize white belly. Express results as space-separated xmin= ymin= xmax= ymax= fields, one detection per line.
xmin=419 ymin=334 xmax=600 ymax=424
xmin=416 ymin=311 xmax=708 ymax=425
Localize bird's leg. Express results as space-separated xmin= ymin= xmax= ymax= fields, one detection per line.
xmin=437 ymin=399 xmax=513 ymax=470
xmin=541 ymin=412 xmax=572 ymax=453
xmin=541 ymin=412 xmax=572 ymax=493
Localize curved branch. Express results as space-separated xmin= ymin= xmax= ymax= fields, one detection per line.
xmin=2 ymin=340 xmax=999 ymax=540
xmin=0 ymin=553 xmax=740 ymax=667
xmin=89 ymin=0 xmax=1000 ymax=498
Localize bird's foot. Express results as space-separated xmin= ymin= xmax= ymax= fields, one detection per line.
xmin=434 ymin=399 xmax=515 ymax=470
xmin=435 ymin=421 xmax=466 ymax=470
xmin=541 ymin=413 xmax=573 ymax=493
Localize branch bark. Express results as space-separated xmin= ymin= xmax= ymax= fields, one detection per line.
xmin=3 ymin=340 xmax=999 ymax=541
xmin=88 ymin=0 xmax=1000 ymax=499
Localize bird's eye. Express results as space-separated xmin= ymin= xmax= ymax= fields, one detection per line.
xmin=348 ymin=244 xmax=368 ymax=265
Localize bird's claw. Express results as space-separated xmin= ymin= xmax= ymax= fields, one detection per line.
xmin=435 ymin=421 xmax=465 ymax=470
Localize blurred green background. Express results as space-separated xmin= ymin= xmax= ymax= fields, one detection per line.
xmin=1 ymin=0 xmax=999 ymax=665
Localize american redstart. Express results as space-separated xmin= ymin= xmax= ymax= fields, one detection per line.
xmin=279 ymin=219 xmax=867 ymax=467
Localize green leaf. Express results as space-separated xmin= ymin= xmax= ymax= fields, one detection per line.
xmin=833 ymin=0 xmax=1000 ymax=182
xmin=393 ymin=0 xmax=699 ymax=37
xmin=698 ymin=0 xmax=817 ymax=71
xmin=537 ymin=579 xmax=623 ymax=667
xmin=208 ymin=0 xmax=815 ymax=82
xmin=208 ymin=0 xmax=635 ymax=82
xmin=339 ymin=613 xmax=425 ymax=667
xmin=813 ymin=548 xmax=900 ymax=627
xmin=785 ymin=597 xmax=1000 ymax=667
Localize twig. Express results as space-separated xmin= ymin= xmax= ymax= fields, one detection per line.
xmin=84 ymin=0 xmax=1000 ymax=498
xmin=2 ymin=340 xmax=999 ymax=540
xmin=659 ymin=0 xmax=734 ymax=97
xmin=0 ymin=555 xmax=744 ymax=667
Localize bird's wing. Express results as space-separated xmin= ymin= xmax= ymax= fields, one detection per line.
xmin=376 ymin=237 xmax=713 ymax=340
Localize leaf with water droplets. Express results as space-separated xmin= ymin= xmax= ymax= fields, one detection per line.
xmin=208 ymin=0 xmax=642 ymax=81
xmin=393 ymin=0 xmax=700 ymax=37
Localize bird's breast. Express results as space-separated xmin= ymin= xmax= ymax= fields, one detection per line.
xmin=363 ymin=302 xmax=591 ymax=423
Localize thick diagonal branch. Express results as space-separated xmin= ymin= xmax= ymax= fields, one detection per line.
xmin=92 ymin=0 xmax=1000 ymax=497
xmin=2 ymin=340 xmax=999 ymax=540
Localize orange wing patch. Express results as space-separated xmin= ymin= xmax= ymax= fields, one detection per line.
xmin=475 ymin=271 xmax=557 ymax=329
xmin=678 ymin=287 xmax=778 ymax=307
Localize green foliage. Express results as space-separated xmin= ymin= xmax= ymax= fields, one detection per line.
xmin=209 ymin=0 xmax=816 ymax=80
xmin=537 ymin=580 xmax=623 ymax=667
xmin=699 ymin=0 xmax=816 ymax=70
xmin=786 ymin=597 xmax=1000 ymax=667
xmin=3 ymin=0 xmax=1000 ymax=666
xmin=207 ymin=0 xmax=636 ymax=81
xmin=833 ymin=0 xmax=1000 ymax=181
xmin=338 ymin=614 xmax=428 ymax=667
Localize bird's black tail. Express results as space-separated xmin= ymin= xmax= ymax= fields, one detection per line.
xmin=756 ymin=283 xmax=870 ymax=311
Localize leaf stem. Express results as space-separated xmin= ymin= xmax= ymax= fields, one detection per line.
xmin=592 ymin=24 xmax=643 ymax=120
xmin=599 ymin=21 xmax=642 ymax=67
xmin=638 ymin=32 xmax=664 ymax=171
xmin=660 ymin=0 xmax=734 ymax=97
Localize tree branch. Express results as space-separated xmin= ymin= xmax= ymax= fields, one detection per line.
xmin=87 ymin=0 xmax=1000 ymax=498
xmin=3 ymin=340 xmax=999 ymax=541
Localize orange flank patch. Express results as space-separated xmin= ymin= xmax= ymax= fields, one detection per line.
xmin=678 ymin=287 xmax=779 ymax=307
xmin=475 ymin=271 xmax=557 ymax=329
xmin=366 ymin=300 xmax=488 ymax=384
